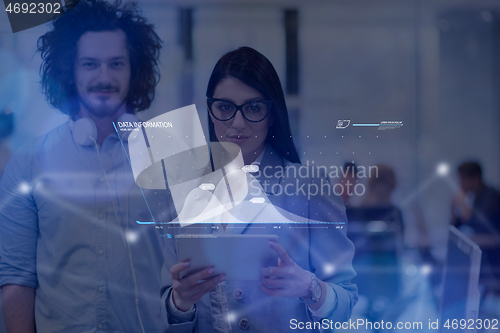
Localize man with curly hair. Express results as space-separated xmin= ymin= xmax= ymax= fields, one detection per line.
xmin=0 ymin=1 xmax=167 ymax=332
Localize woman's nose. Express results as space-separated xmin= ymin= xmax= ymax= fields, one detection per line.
xmin=231 ymin=110 xmax=247 ymax=130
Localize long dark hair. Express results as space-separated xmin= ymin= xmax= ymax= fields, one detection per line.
xmin=37 ymin=0 xmax=162 ymax=116
xmin=206 ymin=47 xmax=301 ymax=164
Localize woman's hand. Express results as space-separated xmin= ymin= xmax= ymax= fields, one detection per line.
xmin=259 ymin=241 xmax=326 ymax=310
xmin=259 ymin=240 xmax=312 ymax=299
xmin=170 ymin=261 xmax=226 ymax=312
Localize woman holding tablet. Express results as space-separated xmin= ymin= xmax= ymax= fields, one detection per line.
xmin=161 ymin=47 xmax=357 ymax=332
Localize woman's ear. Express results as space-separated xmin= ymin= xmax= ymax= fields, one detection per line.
xmin=207 ymin=100 xmax=214 ymax=121
xmin=268 ymin=113 xmax=275 ymax=127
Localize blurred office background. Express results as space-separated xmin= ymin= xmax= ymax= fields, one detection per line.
xmin=1 ymin=0 xmax=500 ymax=331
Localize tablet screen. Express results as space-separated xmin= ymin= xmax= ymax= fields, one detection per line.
xmin=177 ymin=234 xmax=279 ymax=281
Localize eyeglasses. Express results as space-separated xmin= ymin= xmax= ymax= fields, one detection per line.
xmin=207 ymin=98 xmax=273 ymax=122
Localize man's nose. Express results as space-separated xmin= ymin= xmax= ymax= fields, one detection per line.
xmin=96 ymin=66 xmax=112 ymax=83
xmin=231 ymin=110 xmax=247 ymax=130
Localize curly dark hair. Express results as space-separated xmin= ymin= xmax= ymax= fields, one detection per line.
xmin=37 ymin=0 xmax=162 ymax=115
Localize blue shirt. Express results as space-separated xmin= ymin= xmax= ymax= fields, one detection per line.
xmin=160 ymin=146 xmax=358 ymax=333
xmin=0 ymin=122 xmax=169 ymax=333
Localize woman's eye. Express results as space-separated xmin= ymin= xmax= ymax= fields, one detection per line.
xmin=247 ymin=103 xmax=263 ymax=112
xmin=218 ymin=104 xmax=233 ymax=112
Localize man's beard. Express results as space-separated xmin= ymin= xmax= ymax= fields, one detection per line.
xmin=79 ymin=83 xmax=127 ymax=118
xmin=80 ymin=97 xmax=126 ymax=118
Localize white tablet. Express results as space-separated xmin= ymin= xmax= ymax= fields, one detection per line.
xmin=177 ymin=234 xmax=279 ymax=281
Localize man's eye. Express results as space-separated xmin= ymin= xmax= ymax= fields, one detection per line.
xmin=83 ymin=62 xmax=96 ymax=68
xmin=111 ymin=62 xmax=124 ymax=69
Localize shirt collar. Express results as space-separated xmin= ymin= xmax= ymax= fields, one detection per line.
xmin=251 ymin=145 xmax=266 ymax=165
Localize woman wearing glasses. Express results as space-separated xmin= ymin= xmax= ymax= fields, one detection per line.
xmin=161 ymin=47 xmax=357 ymax=332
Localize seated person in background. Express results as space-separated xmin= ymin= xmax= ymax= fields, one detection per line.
xmin=347 ymin=164 xmax=404 ymax=312
xmin=451 ymin=161 xmax=500 ymax=287
xmin=358 ymin=164 xmax=404 ymax=237
xmin=338 ymin=161 xmax=358 ymax=207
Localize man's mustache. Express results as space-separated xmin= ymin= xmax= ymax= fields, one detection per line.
xmin=88 ymin=84 xmax=119 ymax=92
